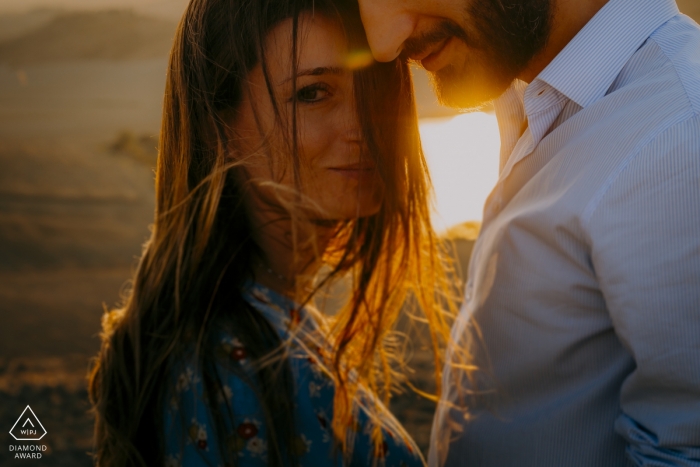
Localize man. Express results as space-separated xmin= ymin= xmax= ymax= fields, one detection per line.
xmin=358 ymin=0 xmax=700 ymax=465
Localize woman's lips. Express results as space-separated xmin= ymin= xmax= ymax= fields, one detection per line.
xmin=328 ymin=165 xmax=376 ymax=181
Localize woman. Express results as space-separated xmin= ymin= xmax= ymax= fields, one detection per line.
xmin=89 ymin=0 xmax=461 ymax=465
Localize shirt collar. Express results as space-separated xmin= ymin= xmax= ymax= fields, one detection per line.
xmin=536 ymin=0 xmax=679 ymax=109
xmin=493 ymin=80 xmax=528 ymax=169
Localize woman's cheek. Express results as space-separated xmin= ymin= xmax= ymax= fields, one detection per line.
xmin=299 ymin=112 xmax=336 ymax=160
xmin=297 ymin=110 xmax=355 ymax=217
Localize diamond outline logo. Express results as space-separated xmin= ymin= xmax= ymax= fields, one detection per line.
xmin=9 ymin=405 xmax=47 ymax=441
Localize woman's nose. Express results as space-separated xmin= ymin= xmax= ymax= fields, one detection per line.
xmin=358 ymin=0 xmax=415 ymax=62
xmin=339 ymin=97 xmax=363 ymax=143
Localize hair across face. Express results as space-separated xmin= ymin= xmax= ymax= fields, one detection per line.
xmin=233 ymin=12 xmax=383 ymax=222
xmin=402 ymin=0 xmax=554 ymax=108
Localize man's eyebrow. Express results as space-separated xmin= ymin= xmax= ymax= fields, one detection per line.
xmin=283 ymin=66 xmax=345 ymax=83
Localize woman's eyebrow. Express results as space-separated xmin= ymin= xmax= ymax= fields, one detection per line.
xmin=283 ymin=66 xmax=345 ymax=82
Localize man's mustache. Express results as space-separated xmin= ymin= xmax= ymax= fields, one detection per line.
xmin=401 ymin=20 xmax=471 ymax=60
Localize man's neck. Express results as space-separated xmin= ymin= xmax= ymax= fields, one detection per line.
xmin=518 ymin=0 xmax=610 ymax=83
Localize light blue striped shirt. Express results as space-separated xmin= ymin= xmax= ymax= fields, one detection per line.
xmin=430 ymin=0 xmax=700 ymax=466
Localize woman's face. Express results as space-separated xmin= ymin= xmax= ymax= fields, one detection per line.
xmin=232 ymin=13 xmax=383 ymax=220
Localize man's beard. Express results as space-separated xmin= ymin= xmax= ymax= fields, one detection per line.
xmin=405 ymin=0 xmax=553 ymax=109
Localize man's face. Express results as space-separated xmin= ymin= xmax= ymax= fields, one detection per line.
xmin=358 ymin=0 xmax=553 ymax=108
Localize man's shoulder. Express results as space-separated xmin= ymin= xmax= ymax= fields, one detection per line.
xmin=544 ymin=14 xmax=700 ymax=219
xmin=578 ymin=14 xmax=700 ymax=161
xmin=647 ymin=14 xmax=700 ymax=115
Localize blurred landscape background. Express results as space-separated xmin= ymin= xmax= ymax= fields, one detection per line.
xmin=0 ymin=1 xmax=697 ymax=465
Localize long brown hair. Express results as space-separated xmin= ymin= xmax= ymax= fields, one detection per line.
xmin=88 ymin=0 xmax=463 ymax=465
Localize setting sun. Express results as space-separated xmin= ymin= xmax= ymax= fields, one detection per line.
xmin=419 ymin=112 xmax=500 ymax=232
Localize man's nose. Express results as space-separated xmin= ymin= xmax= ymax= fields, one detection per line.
xmin=358 ymin=0 xmax=415 ymax=62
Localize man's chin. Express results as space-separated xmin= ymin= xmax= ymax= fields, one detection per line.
xmin=433 ymin=69 xmax=511 ymax=110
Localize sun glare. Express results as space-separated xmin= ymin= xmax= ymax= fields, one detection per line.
xmin=418 ymin=112 xmax=500 ymax=233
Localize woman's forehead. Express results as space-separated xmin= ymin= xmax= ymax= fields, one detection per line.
xmin=264 ymin=13 xmax=349 ymax=83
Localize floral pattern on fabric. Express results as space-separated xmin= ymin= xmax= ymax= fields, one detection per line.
xmin=163 ymin=282 xmax=423 ymax=466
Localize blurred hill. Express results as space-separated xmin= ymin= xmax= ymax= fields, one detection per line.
xmin=0 ymin=0 xmax=188 ymax=20
xmin=0 ymin=8 xmax=59 ymax=42
xmin=0 ymin=10 xmax=176 ymax=65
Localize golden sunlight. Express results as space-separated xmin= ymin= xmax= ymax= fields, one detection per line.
xmin=418 ymin=112 xmax=500 ymax=232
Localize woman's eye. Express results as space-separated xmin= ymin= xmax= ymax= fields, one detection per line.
xmin=295 ymin=84 xmax=329 ymax=103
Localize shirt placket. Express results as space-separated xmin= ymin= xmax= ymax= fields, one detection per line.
xmin=483 ymin=81 xmax=569 ymax=225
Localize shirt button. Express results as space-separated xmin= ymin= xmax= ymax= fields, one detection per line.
xmin=465 ymin=283 xmax=474 ymax=302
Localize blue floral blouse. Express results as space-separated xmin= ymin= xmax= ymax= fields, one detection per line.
xmin=163 ymin=282 xmax=424 ymax=467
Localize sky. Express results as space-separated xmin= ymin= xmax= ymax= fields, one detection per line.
xmin=420 ymin=114 xmax=500 ymax=230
